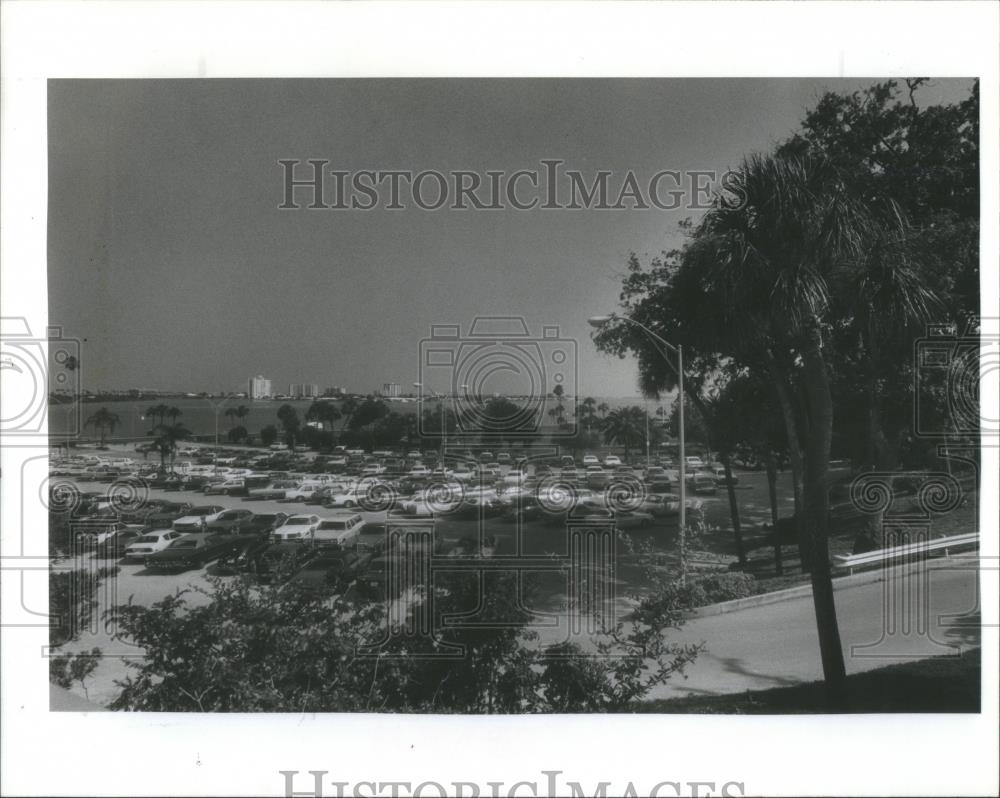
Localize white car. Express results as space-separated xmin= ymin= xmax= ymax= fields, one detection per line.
xmin=124 ymin=529 xmax=185 ymax=561
xmin=460 ymin=487 xmax=501 ymax=510
xmin=402 ymin=486 xmax=464 ymax=516
xmin=582 ymin=454 xmax=600 ymax=467
xmin=203 ymin=477 xmax=245 ymax=495
xmin=408 ymin=465 xmax=432 ymax=478
xmin=283 ymin=481 xmax=327 ymax=501
xmin=172 ymin=505 xmax=226 ymax=532
xmin=685 ymin=456 xmax=706 ymax=470
xmin=81 ymin=521 xmax=144 ymax=547
xmin=273 ymin=514 xmax=321 ymax=541
xmin=361 ymin=464 xmax=386 ymax=477
xmin=603 ymin=455 xmax=623 ymax=467
xmin=312 ymin=513 xmax=365 ymax=547
xmin=325 ymin=486 xmax=369 ymax=508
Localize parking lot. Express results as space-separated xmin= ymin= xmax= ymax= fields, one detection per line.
xmin=50 ymin=442 xmax=798 ymax=705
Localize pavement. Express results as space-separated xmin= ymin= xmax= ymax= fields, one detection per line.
xmin=640 ymin=556 xmax=981 ymax=700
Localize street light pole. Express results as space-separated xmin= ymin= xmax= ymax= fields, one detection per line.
xmin=677 ymin=344 xmax=686 ymax=586
xmin=644 ymin=398 xmax=650 ymax=468
xmin=588 ymin=314 xmax=688 ymax=585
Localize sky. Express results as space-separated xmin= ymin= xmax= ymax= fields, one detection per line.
xmin=47 ymin=78 xmax=976 ymax=397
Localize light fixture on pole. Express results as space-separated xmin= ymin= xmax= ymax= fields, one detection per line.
xmin=588 ymin=313 xmax=688 ymax=585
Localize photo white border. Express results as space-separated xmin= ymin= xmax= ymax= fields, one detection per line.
xmin=2 ymin=2 xmax=997 ymax=796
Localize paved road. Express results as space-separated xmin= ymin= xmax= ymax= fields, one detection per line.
xmin=639 ymin=558 xmax=981 ymax=700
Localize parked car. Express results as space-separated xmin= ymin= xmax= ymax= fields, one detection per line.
xmin=144 ymin=532 xmax=242 ymax=572
xmin=407 ymin=465 xmax=432 ymax=478
xmin=603 ymin=455 xmax=623 ymax=467
xmin=286 ymin=549 xmax=374 ymax=593
xmin=93 ymin=529 xmax=142 ymax=558
xmin=685 ymin=455 xmax=706 ymax=470
xmin=272 ymin=514 xmax=321 ymax=541
xmin=77 ymin=520 xmax=144 ymax=547
xmin=692 ymin=473 xmax=718 ymax=495
xmin=501 ymin=496 xmax=543 ymax=523
xmin=205 ymin=509 xmax=255 ymax=534
xmin=214 ymin=536 xmax=273 ymax=574
xmin=312 ymin=512 xmax=365 ymax=548
xmin=710 ymin=465 xmax=739 ymax=485
xmin=571 ymin=506 xmax=655 ymax=529
xmin=638 ymin=494 xmax=679 ymax=517
xmin=123 ymin=529 xmax=185 ymax=562
xmin=323 ymin=485 xmax=371 ymax=509
xmin=582 ymin=454 xmax=599 ymax=467
xmin=172 ymin=505 xmax=227 ymax=532
xmin=245 ymin=480 xmax=300 ymax=501
xmin=256 ymin=542 xmax=320 ymax=583
xmin=131 ymin=501 xmax=194 ymax=529
xmin=283 ymin=480 xmax=328 ymax=501
xmin=233 ymin=512 xmax=288 ymax=537
xmin=203 ymin=477 xmax=246 ymax=496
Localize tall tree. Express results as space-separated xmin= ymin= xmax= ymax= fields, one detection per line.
xmin=597 ymin=150 xmax=942 ymax=706
xmin=149 ymin=423 xmax=191 ymax=471
xmin=276 ymin=404 xmax=301 ymax=450
xmin=84 ymin=407 xmax=120 ymax=446
xmin=601 ymin=406 xmax=645 ymax=461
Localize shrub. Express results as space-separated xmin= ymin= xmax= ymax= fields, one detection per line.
xmin=677 ymin=572 xmax=757 ymax=608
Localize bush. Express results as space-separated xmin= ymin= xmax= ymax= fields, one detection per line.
xmin=677 ymin=572 xmax=757 ymax=608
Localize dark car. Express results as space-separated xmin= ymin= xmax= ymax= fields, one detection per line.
xmin=501 ymin=496 xmax=543 ymax=523
xmin=205 ymin=509 xmax=255 ymax=534
xmin=214 ymin=536 xmax=273 ymax=574
xmin=355 ymin=522 xmax=396 ymax=555
xmin=144 ymin=532 xmax=242 ymax=572
xmin=234 ymin=511 xmax=289 ymax=538
xmin=93 ymin=529 xmax=142 ymax=559
xmin=359 ymin=535 xmax=443 ymax=600
xmin=286 ymin=550 xmax=374 ymax=593
xmin=255 ymin=542 xmax=319 ymax=583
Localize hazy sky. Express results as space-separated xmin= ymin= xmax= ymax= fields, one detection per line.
xmin=48 ymin=78 xmax=975 ymax=397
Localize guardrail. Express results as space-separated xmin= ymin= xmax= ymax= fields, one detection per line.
xmin=832 ymin=532 xmax=979 ymax=575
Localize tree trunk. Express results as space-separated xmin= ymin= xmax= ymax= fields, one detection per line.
xmin=764 ymin=450 xmax=782 ymax=575
xmin=799 ymin=326 xmax=848 ymax=709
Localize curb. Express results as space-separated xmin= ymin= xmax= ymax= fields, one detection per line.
xmin=680 ymin=554 xmax=978 ymax=619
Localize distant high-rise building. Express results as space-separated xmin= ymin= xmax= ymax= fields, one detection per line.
xmin=248 ymin=375 xmax=272 ymax=400
xmin=289 ymin=383 xmax=319 ymax=399
xmin=381 ymin=382 xmax=401 ymax=398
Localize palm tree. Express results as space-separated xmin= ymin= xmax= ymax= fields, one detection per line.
xmin=676 ymin=152 xmax=935 ymax=704
xmin=224 ymin=408 xmax=237 ymax=428
xmin=235 ymin=405 xmax=250 ymax=429
xmin=276 ymin=404 xmax=301 ymax=450
xmin=306 ymin=400 xmax=341 ymax=431
xmin=165 ymin=407 xmax=182 ymax=425
xmin=145 ymin=404 xmax=169 ymax=430
xmin=150 ymin=423 xmax=191 ymax=471
xmin=338 ymin=397 xmax=359 ymax=444
xmin=84 ymin=407 xmax=120 ymax=447
xmin=600 ymin=406 xmax=645 ymax=460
